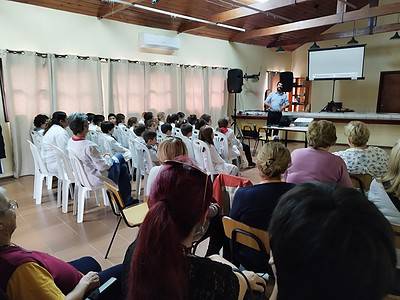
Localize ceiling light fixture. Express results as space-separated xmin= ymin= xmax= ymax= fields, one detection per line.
xmin=347 ymin=21 xmax=359 ymax=45
xmin=107 ymin=0 xmax=246 ymax=32
xmin=390 ymin=14 xmax=400 ymax=40
xmin=309 ymin=41 xmax=320 ymax=49
xmin=276 ymin=46 xmax=285 ymax=52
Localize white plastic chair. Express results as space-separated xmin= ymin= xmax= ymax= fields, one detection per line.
xmin=86 ymin=130 xmax=101 ymax=146
xmin=97 ymin=133 xmax=113 ymax=156
xmin=174 ymin=127 xmax=183 ymax=138
xmin=68 ymin=152 xmax=109 ymax=223
xmin=48 ymin=144 xmax=76 ymax=214
xmin=192 ymin=129 xmax=200 ymax=140
xmin=181 ymin=135 xmax=195 ymax=161
xmin=27 ymin=140 xmax=58 ymax=205
xmin=133 ymin=139 xmax=154 ymax=199
xmin=214 ymin=131 xmax=230 ymax=163
xmin=193 ymin=140 xmax=216 ymax=175
xmin=30 ymin=130 xmax=43 ymax=151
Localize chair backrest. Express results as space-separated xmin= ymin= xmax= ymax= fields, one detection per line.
xmin=192 ymin=129 xmax=200 ymax=140
xmin=68 ymin=152 xmax=92 ymax=188
xmin=181 ymin=135 xmax=195 ymax=161
xmin=213 ymin=131 xmax=229 ymax=162
xmin=174 ymin=127 xmax=183 ymax=138
xmin=128 ymin=139 xmax=138 ymax=169
xmin=192 ymin=140 xmax=215 ymax=174
xmin=133 ymin=139 xmax=154 ymax=174
xmin=86 ymin=130 xmax=100 ymax=146
xmin=350 ymin=174 xmax=373 ymax=194
xmin=27 ymin=140 xmax=48 ymax=175
xmin=222 ymin=216 xmax=270 ymax=253
xmin=104 ymin=180 xmax=149 ymax=227
xmin=30 ymin=130 xmax=43 ymax=150
xmin=157 ymin=131 xmax=167 ymax=143
xmin=97 ymin=133 xmax=113 ymax=156
xmin=48 ymin=144 xmax=75 ymax=182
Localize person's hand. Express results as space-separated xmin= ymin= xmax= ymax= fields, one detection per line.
xmin=78 ymin=271 xmax=100 ymax=293
xmin=242 ymin=271 xmax=266 ymax=293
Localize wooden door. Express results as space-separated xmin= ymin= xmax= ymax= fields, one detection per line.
xmin=377 ymin=71 xmax=400 ymax=113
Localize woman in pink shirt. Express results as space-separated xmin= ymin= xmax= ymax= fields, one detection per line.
xmin=285 ymin=120 xmax=352 ymax=187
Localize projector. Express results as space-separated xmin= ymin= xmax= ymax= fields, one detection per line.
xmin=152 ymin=0 xmax=159 ymax=4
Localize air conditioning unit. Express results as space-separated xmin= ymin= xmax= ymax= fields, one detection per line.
xmin=139 ymin=33 xmax=180 ymax=51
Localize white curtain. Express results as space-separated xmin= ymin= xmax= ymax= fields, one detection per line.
xmin=109 ymin=60 xmax=145 ymax=117
xmin=207 ymin=68 xmax=228 ymax=125
xmin=2 ymin=51 xmax=52 ymax=176
xmin=181 ymin=66 xmax=207 ymax=117
xmin=51 ymin=55 xmax=103 ymax=114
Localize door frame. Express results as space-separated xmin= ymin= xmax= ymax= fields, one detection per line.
xmin=377 ymin=70 xmax=400 ymax=113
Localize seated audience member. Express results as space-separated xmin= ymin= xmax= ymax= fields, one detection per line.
xmin=176 ymin=119 xmax=187 ymax=129
xmin=181 ymin=123 xmax=193 ymax=138
xmin=177 ymin=111 xmax=186 ymax=122
xmin=86 ymin=113 xmax=96 ymax=131
xmin=113 ymin=113 xmax=128 ymax=146
xmin=199 ymin=127 xmax=238 ymax=175
xmin=369 ymin=140 xmax=400 ymax=291
xmin=145 ymin=137 xmax=188 ymax=197
xmin=269 ymin=183 xmax=397 ymax=300
xmin=230 ymin=142 xmax=294 ymax=272
xmin=133 ymin=124 xmax=146 ymax=144
xmin=100 ymin=121 xmax=131 ymax=161
xmin=157 ymin=112 xmax=166 ymax=125
xmin=108 ymin=113 xmax=117 ymax=125
xmin=217 ymin=118 xmax=255 ymax=168
xmin=166 ymin=113 xmax=179 ymax=126
xmin=160 ymin=123 xmax=173 ymax=137
xmin=41 ymin=111 xmax=70 ymax=174
xmin=124 ymin=159 xmax=265 ymax=300
xmin=200 ymin=114 xmax=212 ymax=126
xmin=0 ymin=188 xmax=123 ymax=300
xmin=127 ymin=116 xmax=138 ymax=130
xmin=67 ymin=113 xmax=134 ymax=206
xmin=33 ymin=114 xmax=49 ymax=134
xmin=285 ymin=120 xmax=352 ymax=187
xmin=145 ymin=119 xmax=158 ymax=132
xmin=143 ymin=131 xmax=159 ymax=165
xmin=334 ymin=121 xmax=389 ymax=178
xmin=195 ymin=118 xmax=207 ymax=130
xmin=187 ymin=114 xmax=198 ymax=126
xmin=116 ymin=114 xmax=126 ymax=127
xmin=93 ymin=114 xmax=105 ymax=131
xmin=143 ymin=112 xmax=154 ymax=125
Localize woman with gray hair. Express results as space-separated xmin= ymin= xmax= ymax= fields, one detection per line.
xmin=67 ymin=113 xmax=134 ymax=206
xmin=334 ymin=121 xmax=389 ymax=178
xmin=285 ymin=120 xmax=352 ymax=187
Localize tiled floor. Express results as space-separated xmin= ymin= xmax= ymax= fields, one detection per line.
xmin=1 ymin=142 xmax=352 ymax=269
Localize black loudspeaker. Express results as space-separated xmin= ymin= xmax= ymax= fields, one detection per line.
xmin=280 ymin=72 xmax=294 ymax=92
xmin=227 ymin=69 xmax=243 ymax=93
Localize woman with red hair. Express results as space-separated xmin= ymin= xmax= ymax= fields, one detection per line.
xmin=124 ymin=159 xmax=265 ymax=300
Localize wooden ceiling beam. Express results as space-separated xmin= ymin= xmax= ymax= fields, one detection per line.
xmin=267 ymin=22 xmax=400 ymax=48
xmin=234 ymin=2 xmax=400 ymax=41
xmin=97 ymin=0 xmax=144 ymax=19
xmin=178 ymin=0 xmax=311 ymax=33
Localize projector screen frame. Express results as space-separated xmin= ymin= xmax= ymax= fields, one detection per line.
xmin=307 ymin=44 xmax=366 ymax=81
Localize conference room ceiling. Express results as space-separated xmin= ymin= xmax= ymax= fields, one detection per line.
xmin=12 ymin=0 xmax=378 ymax=51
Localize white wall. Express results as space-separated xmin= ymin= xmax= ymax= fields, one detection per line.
xmin=0 ymin=0 xmax=292 ymax=176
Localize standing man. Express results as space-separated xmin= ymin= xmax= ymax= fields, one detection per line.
xmin=264 ymin=82 xmax=290 ymax=139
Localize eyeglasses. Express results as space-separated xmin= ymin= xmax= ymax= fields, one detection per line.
xmin=0 ymin=200 xmax=18 ymax=213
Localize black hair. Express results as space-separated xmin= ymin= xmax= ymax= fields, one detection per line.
xmin=127 ymin=117 xmax=138 ymax=128
xmin=180 ymin=124 xmax=193 ymax=137
xmin=194 ymin=119 xmax=207 ymax=130
xmin=187 ymin=114 xmax=197 ymax=125
xmin=44 ymin=111 xmax=67 ymax=135
xmin=33 ymin=114 xmax=49 ymax=129
xmin=166 ymin=114 xmax=178 ymax=124
xmin=199 ymin=127 xmax=214 ymax=145
xmin=101 ymin=121 xmax=115 ymax=134
xmin=200 ymin=114 xmax=211 ymax=124
xmin=269 ymin=182 xmax=397 ymax=300
xmin=69 ymin=113 xmax=88 ymax=135
xmin=93 ymin=115 xmax=105 ymax=126
xmin=145 ymin=119 xmax=156 ymax=129
xmin=217 ymin=118 xmax=229 ymax=128
xmin=116 ymin=113 xmax=125 ymax=124
xmin=143 ymin=131 xmax=157 ymax=143
xmin=108 ymin=113 xmax=116 ymax=120
xmin=175 ymin=119 xmax=187 ymax=128
xmin=161 ymin=123 xmax=173 ymax=134
xmin=86 ymin=113 xmax=95 ymax=123
xmin=134 ymin=124 xmax=146 ymax=137
xmin=143 ymin=112 xmax=154 ymax=122
xmin=177 ymin=112 xmax=185 ymax=119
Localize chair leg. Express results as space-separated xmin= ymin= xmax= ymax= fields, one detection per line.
xmin=252 ymin=140 xmax=259 ymax=156
xmin=35 ymin=175 xmax=44 ymax=205
xmin=136 ymin=167 xmax=141 ymax=199
xmin=57 ymin=179 xmax=62 ymax=208
xmin=73 ymin=186 xmax=78 ymax=216
xmin=62 ymin=181 xmax=69 ymax=214
xmin=105 ymin=217 xmax=122 ymax=259
xmin=46 ymin=176 xmax=53 ymax=190
xmin=33 ymin=172 xmax=38 ymax=200
xmin=94 ymin=190 xmax=100 ymax=206
xmin=77 ymin=189 xmax=86 ymax=223
xmin=102 ymin=188 xmax=109 ymax=206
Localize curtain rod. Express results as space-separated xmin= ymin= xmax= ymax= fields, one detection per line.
xmin=4 ymin=49 xmax=229 ymax=70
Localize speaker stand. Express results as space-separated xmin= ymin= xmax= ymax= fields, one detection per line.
xmin=231 ymin=93 xmax=243 ymax=140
